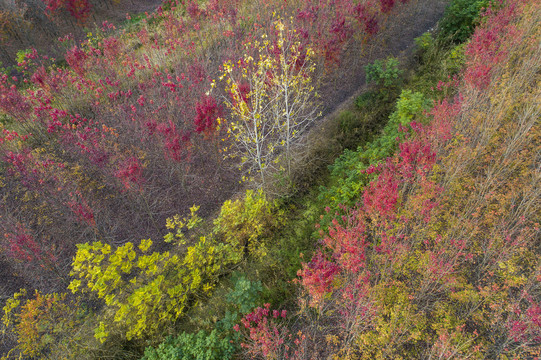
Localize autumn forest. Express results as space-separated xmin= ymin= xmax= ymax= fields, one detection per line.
xmin=0 ymin=0 xmax=539 ymax=358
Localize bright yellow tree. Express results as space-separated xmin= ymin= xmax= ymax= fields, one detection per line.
xmin=218 ymin=18 xmax=320 ymax=185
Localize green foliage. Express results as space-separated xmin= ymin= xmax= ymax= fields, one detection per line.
xmin=142 ymin=336 xmax=181 ymax=360
xmin=444 ymin=42 xmax=467 ymax=75
xmin=438 ymin=0 xmax=492 ymax=43
xmin=354 ymin=91 xmax=379 ymax=110
xmin=0 ymin=61 xmax=12 ymax=77
xmin=318 ymin=90 xmax=431 ymax=226
xmin=411 ymin=31 xmax=466 ymax=97
xmin=365 ymin=57 xmax=403 ymax=88
xmin=414 ymin=31 xmax=435 ymax=52
xmin=124 ymin=12 xmax=147 ymax=27
xmin=388 ymin=90 xmax=432 ymax=126
xmin=68 ymin=207 xmax=242 ymax=342
xmin=213 ymin=189 xmax=284 ymax=260
xmin=226 ymin=273 xmax=262 ymax=315
xmin=141 ymin=274 xmax=260 ymax=360
xmin=141 ymin=330 xmax=236 ymax=360
xmin=337 ymin=110 xmax=359 ymax=133
xmin=216 ymin=273 xmax=263 ymax=334
xmin=277 ymin=198 xmax=322 ymax=272
xmin=15 ymin=49 xmax=33 ymax=65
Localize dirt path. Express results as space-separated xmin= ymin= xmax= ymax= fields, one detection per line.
xmin=320 ymin=0 xmax=449 ymax=120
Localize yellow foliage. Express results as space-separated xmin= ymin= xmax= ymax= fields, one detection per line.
xmin=213 ymin=189 xmax=284 ymax=260
xmin=68 ymin=206 xmax=243 ymax=341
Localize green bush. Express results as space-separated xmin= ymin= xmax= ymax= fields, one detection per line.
xmin=141 ymin=330 xmax=236 ymax=360
xmin=410 ymin=33 xmax=467 ymax=102
xmin=337 ymin=110 xmax=359 ymax=133
xmin=388 ymin=90 xmax=432 ymax=126
xmin=365 ymin=57 xmax=403 ymax=88
xmin=0 ymin=113 xmax=13 ymax=126
xmin=438 ymin=0 xmax=491 ymax=43
xmin=141 ymin=274 xmax=260 ymax=360
xmin=225 ymin=273 xmax=263 ymax=315
xmin=414 ymin=32 xmax=435 ymax=52
xmin=355 ymin=91 xmax=379 ymax=110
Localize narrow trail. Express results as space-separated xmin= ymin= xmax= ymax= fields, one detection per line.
xmin=317 ymin=0 xmax=449 ymax=131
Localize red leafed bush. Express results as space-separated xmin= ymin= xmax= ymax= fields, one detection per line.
xmin=0 ymin=75 xmax=30 ymax=117
xmin=235 ymin=303 xmax=309 ymax=360
xmin=463 ymin=2 xmax=521 ymax=89
xmin=353 ymin=4 xmax=380 ymax=35
xmin=156 ymin=121 xmax=191 ymax=162
xmin=509 ymin=297 xmax=541 ymax=344
xmin=66 ymin=190 xmax=95 ymax=227
xmin=5 ymin=223 xmax=41 ymax=262
xmin=42 ymin=0 xmax=92 ymax=22
xmin=379 ymin=0 xmax=396 ymax=13
xmin=297 ymin=250 xmax=341 ymax=307
xmin=115 ymin=157 xmax=144 ymax=191
xmin=194 ymin=94 xmax=223 ymax=134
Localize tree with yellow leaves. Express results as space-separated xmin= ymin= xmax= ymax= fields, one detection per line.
xmin=217 ymin=18 xmax=320 ymax=186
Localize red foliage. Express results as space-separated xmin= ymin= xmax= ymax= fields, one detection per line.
xmin=379 ymin=0 xmax=396 ymax=13
xmin=464 ymin=3 xmax=520 ymax=89
xmin=67 ymin=190 xmax=95 ymax=227
xmin=115 ymin=157 xmax=144 ymax=191
xmin=186 ymin=1 xmax=203 ymax=19
xmin=330 ymin=16 xmax=353 ymax=43
xmin=0 ymin=129 xmax=30 ymax=145
xmin=4 ymin=150 xmax=40 ymax=188
xmin=0 ymin=74 xmax=31 ymax=117
xmin=61 ymin=122 xmax=110 ymax=166
xmin=5 ymin=223 xmax=41 ymax=262
xmin=156 ymin=120 xmax=191 ymax=162
xmin=229 ymin=81 xmax=251 ymax=108
xmin=353 ymin=4 xmax=380 ymax=36
xmin=509 ymin=297 xmax=541 ymax=344
xmin=101 ymin=36 xmax=121 ymax=61
xmin=194 ymin=94 xmax=223 ymax=134
xmin=42 ymin=0 xmax=92 ymax=22
xmin=297 ymin=250 xmax=341 ymax=307
xmin=235 ymin=303 xmax=307 ymax=360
